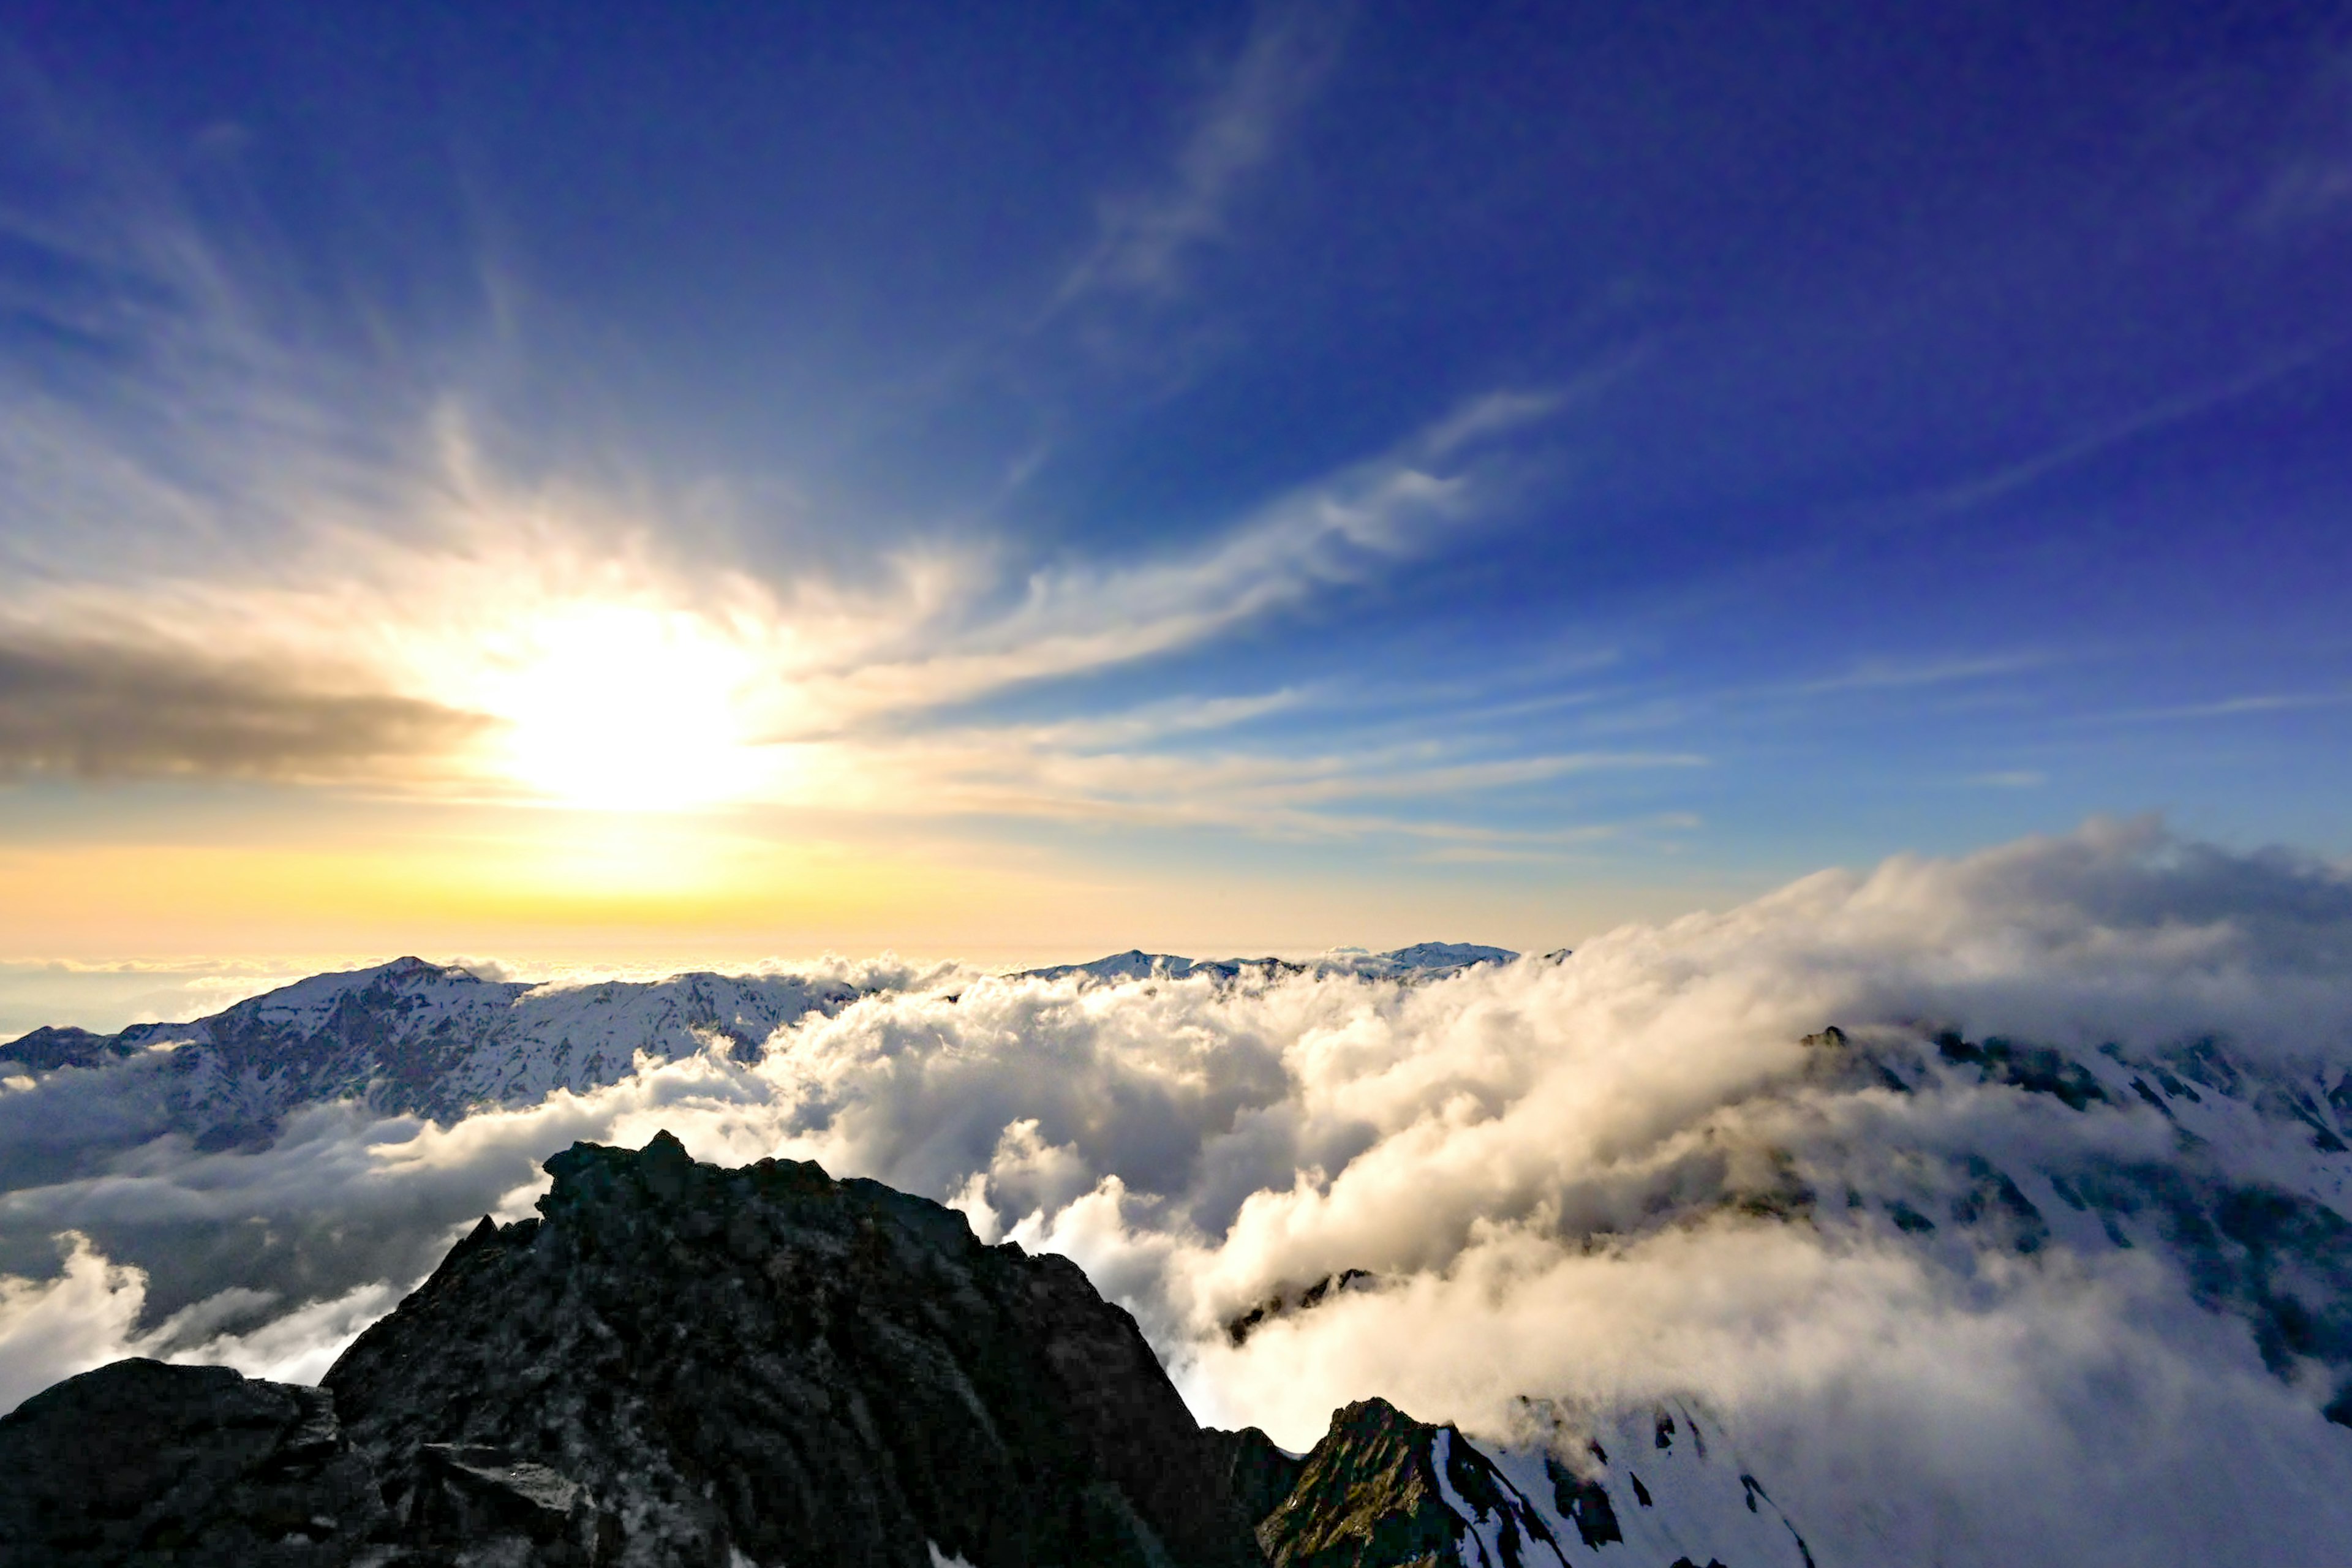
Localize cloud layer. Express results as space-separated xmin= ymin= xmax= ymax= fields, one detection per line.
xmin=6 ymin=820 xmax=2352 ymax=1562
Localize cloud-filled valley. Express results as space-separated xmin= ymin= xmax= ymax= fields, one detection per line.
xmin=7 ymin=10 xmax=2352 ymax=1562
xmin=5 ymin=820 xmax=2352 ymax=1562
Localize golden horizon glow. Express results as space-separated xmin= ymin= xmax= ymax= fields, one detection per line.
xmin=0 ymin=813 xmax=1658 ymax=970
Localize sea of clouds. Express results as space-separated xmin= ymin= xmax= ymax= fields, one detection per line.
xmin=6 ymin=816 xmax=2352 ymax=1564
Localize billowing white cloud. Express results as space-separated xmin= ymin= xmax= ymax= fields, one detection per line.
xmin=0 ymin=1232 xmax=398 ymax=1411
xmin=6 ymin=819 xmax=2352 ymax=1562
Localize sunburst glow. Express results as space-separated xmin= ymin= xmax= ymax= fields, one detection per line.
xmin=471 ymin=606 xmax=771 ymax=811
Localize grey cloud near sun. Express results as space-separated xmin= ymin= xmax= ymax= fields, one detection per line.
xmin=0 ymin=633 xmax=493 ymax=781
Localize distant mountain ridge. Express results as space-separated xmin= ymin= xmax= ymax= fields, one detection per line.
xmin=1020 ymin=942 xmax=1523 ymax=985
xmin=0 ymin=957 xmax=873 ymax=1148
xmin=0 ymin=944 xmax=1528 ymax=1153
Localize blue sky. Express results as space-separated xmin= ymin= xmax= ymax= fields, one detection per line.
xmin=1 ymin=0 xmax=2348 ymax=966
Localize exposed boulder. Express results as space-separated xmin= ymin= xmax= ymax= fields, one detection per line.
xmin=0 ymin=1357 xmax=383 ymax=1567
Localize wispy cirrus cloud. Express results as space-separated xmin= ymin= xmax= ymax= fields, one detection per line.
xmin=804 ymin=731 xmax=1704 ymax=837
xmin=2091 ymin=690 xmax=2352 ymax=723
xmin=1779 ymin=652 xmax=2048 ymax=697
xmin=797 ymin=388 xmax=1556 ymax=725
xmin=2244 ymin=45 xmax=2352 ymax=230
xmin=0 ymin=371 xmax=1571 ymax=821
xmin=1050 ymin=4 xmax=1349 ymax=310
xmin=1915 ymin=339 xmax=2346 ymax=519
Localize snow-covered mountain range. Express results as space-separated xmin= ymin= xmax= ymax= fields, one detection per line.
xmin=1019 ymin=941 xmax=1523 ymax=985
xmin=0 ymin=957 xmax=872 ymax=1149
xmin=6 ymin=850 xmax=2352 ymax=1566
xmin=0 ymin=943 xmax=1521 ymax=1151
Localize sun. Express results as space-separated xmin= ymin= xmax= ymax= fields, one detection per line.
xmin=475 ymin=605 xmax=771 ymax=810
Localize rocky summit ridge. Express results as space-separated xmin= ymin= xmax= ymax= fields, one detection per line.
xmin=0 ymin=1134 xmax=1795 ymax=1567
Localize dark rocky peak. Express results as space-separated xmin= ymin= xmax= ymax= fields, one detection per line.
xmin=1253 ymin=1398 xmax=1563 ymax=1568
xmin=0 ymin=1357 xmax=383 ymax=1566
xmin=0 ymin=1134 xmax=1822 ymax=1567
xmin=1 ymin=1132 xmax=1267 ymax=1566
xmin=1226 ymin=1268 xmax=1379 ymax=1347
xmin=318 ymin=1130 xmax=1264 ymax=1567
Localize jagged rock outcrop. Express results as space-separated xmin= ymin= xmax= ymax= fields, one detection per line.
xmin=322 ymin=1129 xmax=1264 ymax=1567
xmin=0 ymin=1358 xmax=384 ymax=1566
xmin=1225 ymin=1269 xmax=1379 ymax=1348
xmin=1250 ymin=1398 xmax=1562 ymax=1568
xmin=1229 ymin=1395 xmax=1814 ymax=1568
xmin=0 ymin=1132 xmax=1267 ymax=1566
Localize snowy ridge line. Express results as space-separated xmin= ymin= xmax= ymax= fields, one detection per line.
xmin=0 ymin=956 xmax=876 ymax=1141
xmin=0 ymin=940 xmax=1528 ymax=1148
xmin=1476 ymin=1400 xmax=1817 ymax=1568
xmin=1019 ymin=941 xmax=1524 ymax=985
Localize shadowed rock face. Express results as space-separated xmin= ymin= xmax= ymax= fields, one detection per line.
xmin=1202 ymin=1426 xmax=1308 ymax=1536
xmin=0 ymin=1133 xmax=1265 ymax=1567
xmin=0 ymin=1358 xmax=384 ymax=1567
xmin=320 ymin=1130 xmax=1262 ymax=1567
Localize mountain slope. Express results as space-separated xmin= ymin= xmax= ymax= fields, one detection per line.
xmin=1776 ymin=1024 xmax=2352 ymax=1411
xmin=1220 ymin=1396 xmax=1811 ymax=1568
xmin=0 ymin=957 xmax=870 ymax=1149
